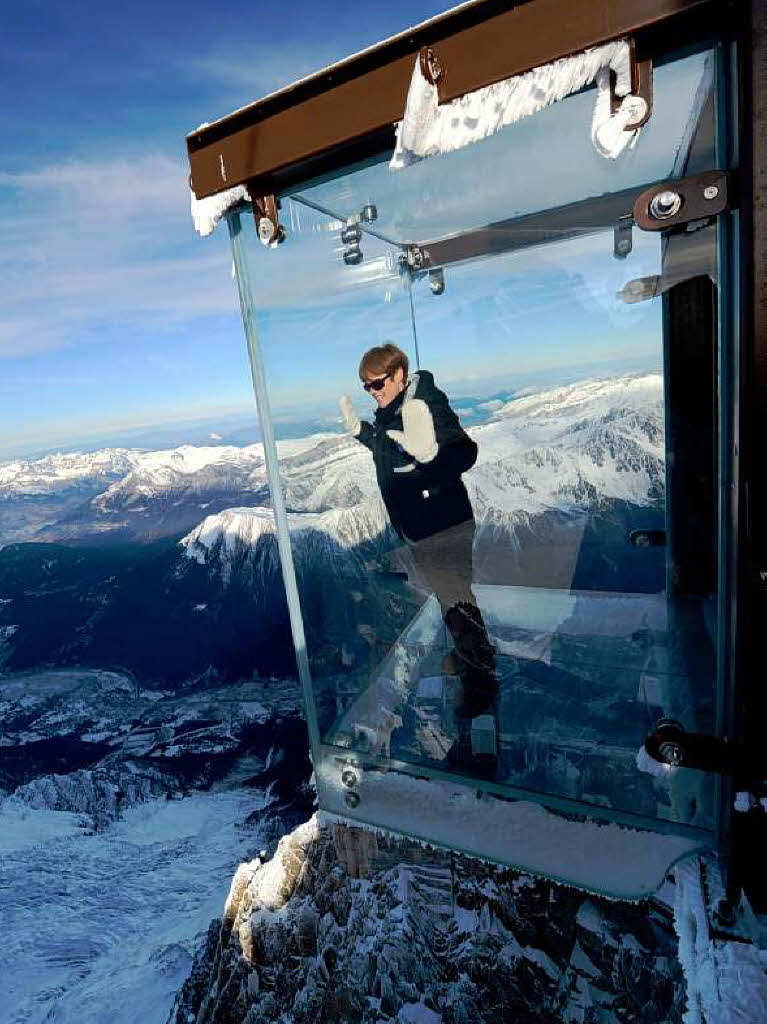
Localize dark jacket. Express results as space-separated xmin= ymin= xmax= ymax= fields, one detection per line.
xmin=356 ymin=370 xmax=477 ymax=542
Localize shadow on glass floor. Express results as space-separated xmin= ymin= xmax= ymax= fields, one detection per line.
xmin=323 ymin=584 xmax=716 ymax=834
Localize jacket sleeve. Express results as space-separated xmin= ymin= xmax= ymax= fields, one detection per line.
xmin=355 ymin=420 xmax=376 ymax=452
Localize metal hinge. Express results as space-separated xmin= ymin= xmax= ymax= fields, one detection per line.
xmin=634 ymin=170 xmax=736 ymax=232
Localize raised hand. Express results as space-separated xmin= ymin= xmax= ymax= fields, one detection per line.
xmin=386 ymin=399 xmax=438 ymax=462
xmin=339 ymin=395 xmax=361 ymax=436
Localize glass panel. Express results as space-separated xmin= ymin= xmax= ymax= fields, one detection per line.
xmin=370 ymin=223 xmax=719 ymax=832
xmin=292 ymin=50 xmax=716 ymax=245
xmin=230 ymin=42 xmax=723 ymax=875
xmin=229 ymin=198 xmax=434 ymax=742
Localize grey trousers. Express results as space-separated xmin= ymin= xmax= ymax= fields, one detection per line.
xmin=406 ymin=518 xmax=477 ymax=616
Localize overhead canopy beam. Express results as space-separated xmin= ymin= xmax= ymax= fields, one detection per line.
xmin=187 ymin=0 xmax=721 ymax=200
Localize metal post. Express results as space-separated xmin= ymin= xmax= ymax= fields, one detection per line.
xmin=713 ymin=37 xmax=741 ymax=884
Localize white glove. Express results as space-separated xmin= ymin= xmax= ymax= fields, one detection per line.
xmin=339 ymin=395 xmax=361 ymax=436
xmin=386 ymin=399 xmax=438 ymax=462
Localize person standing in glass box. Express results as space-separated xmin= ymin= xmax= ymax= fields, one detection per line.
xmin=339 ymin=342 xmax=497 ymax=719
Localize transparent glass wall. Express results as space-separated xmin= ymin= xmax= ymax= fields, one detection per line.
xmin=230 ymin=44 xmax=723 ymax=847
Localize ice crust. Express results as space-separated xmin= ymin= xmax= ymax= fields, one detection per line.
xmin=674 ymin=859 xmax=767 ymax=1023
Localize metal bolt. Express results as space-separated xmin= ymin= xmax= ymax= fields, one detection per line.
xmin=649 ymin=190 xmax=682 ymax=220
xmin=703 ymin=185 xmax=719 ymax=200
xmin=343 ymin=245 xmax=363 ymax=266
xmin=344 ymin=791 xmax=360 ymax=809
xmin=341 ymin=768 xmax=358 ymax=789
xmin=258 ymin=217 xmax=275 ymax=243
xmin=341 ymin=224 xmax=361 ymax=245
xmin=429 ymin=268 xmax=445 ymax=295
xmin=361 ymin=204 xmax=378 ymax=223
xmin=659 ymin=740 xmax=685 ymax=766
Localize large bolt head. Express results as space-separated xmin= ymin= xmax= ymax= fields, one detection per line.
xmin=649 ymin=190 xmax=682 ymax=220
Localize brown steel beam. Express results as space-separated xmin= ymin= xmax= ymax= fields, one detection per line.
xmin=187 ymin=0 xmax=722 ymax=200
xmin=416 ymin=183 xmax=655 ymax=269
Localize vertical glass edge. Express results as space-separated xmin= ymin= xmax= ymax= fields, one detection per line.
xmin=226 ymin=207 xmax=323 ymax=755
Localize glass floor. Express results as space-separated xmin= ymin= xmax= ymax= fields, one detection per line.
xmin=321 ymin=583 xmax=715 ymax=832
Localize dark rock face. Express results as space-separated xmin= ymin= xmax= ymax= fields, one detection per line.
xmin=168 ymin=820 xmax=685 ymax=1024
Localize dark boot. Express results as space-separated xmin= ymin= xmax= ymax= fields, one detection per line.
xmin=444 ymin=602 xmax=497 ymax=717
xmin=444 ymin=601 xmax=496 ymax=675
xmin=446 ymin=715 xmax=498 ymax=780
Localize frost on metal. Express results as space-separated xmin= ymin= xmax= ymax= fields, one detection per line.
xmin=191 ymin=183 xmax=251 ymax=237
xmin=391 ymin=39 xmax=646 ymax=169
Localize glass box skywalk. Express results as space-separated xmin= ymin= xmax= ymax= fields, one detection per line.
xmin=187 ymin=0 xmax=751 ymax=899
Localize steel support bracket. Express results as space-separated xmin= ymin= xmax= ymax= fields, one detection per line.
xmin=619 ymin=40 xmax=653 ymax=130
xmin=249 ymin=190 xmax=283 ymax=246
xmin=644 ymin=719 xmax=764 ymax=786
xmin=634 ymin=170 xmax=736 ymax=232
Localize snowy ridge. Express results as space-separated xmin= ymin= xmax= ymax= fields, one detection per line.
xmin=179 ymin=373 xmax=664 ymax=575
xmin=92 ymin=444 xmax=267 ymax=509
xmin=180 ymin=500 xmax=388 ymax=572
xmin=469 ymin=373 xmax=664 ymax=519
xmin=7 ymin=764 xmax=173 ymax=830
xmin=1 ymin=374 xmax=664 ymax=551
xmin=0 ymin=448 xmax=140 ymax=497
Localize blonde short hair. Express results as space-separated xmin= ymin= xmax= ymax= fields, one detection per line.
xmin=359 ymin=343 xmax=409 ymax=381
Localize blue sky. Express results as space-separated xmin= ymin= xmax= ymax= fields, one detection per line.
xmin=0 ymin=0 xmax=453 ymax=458
xmin=0 ymin=3 xmax=707 ymax=460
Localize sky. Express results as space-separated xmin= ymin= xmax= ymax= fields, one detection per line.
xmin=0 ymin=2 xmax=708 ymax=461
xmin=0 ymin=0 xmax=454 ymax=459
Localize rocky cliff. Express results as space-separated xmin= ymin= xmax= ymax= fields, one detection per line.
xmin=168 ymin=816 xmax=686 ymax=1024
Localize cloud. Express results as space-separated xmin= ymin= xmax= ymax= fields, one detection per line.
xmin=176 ymin=32 xmax=381 ymax=118
xmin=478 ymin=399 xmax=504 ymax=412
xmin=0 ymin=153 xmax=236 ymax=359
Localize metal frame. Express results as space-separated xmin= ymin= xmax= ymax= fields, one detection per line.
xmin=187 ymin=0 xmax=723 ymax=200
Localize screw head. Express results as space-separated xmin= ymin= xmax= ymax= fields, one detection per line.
xmin=344 ymin=791 xmax=360 ymax=809
xmin=341 ymin=768 xmax=358 ymax=789
xmin=703 ymin=185 xmax=719 ymax=200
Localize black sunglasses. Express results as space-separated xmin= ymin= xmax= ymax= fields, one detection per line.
xmin=362 ymin=373 xmax=390 ymax=392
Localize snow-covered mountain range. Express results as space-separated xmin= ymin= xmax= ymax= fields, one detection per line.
xmin=174 ymin=373 xmax=663 ymax=568
xmin=0 ymin=373 xmax=666 ymax=686
xmin=0 ymin=373 xmax=663 ymax=550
